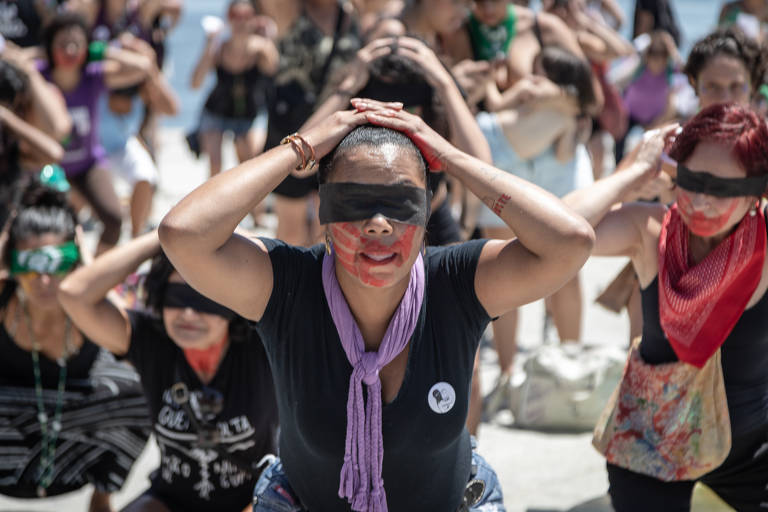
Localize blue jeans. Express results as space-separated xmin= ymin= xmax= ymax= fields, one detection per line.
xmin=252 ymin=451 xmax=505 ymax=511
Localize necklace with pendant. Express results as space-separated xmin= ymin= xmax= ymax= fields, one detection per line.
xmin=21 ymin=300 xmax=73 ymax=498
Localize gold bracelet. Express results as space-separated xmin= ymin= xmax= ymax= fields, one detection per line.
xmin=280 ymin=133 xmax=306 ymax=171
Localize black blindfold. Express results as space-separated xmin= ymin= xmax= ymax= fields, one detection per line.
xmin=163 ymin=283 xmax=235 ymax=320
xmin=677 ymin=164 xmax=768 ymax=198
xmin=318 ymin=182 xmax=429 ymax=226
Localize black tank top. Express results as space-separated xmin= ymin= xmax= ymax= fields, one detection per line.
xmin=639 ymin=211 xmax=768 ymax=435
xmin=203 ymin=64 xmax=269 ymax=119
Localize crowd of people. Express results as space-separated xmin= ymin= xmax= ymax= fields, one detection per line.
xmin=1 ymin=0 xmax=768 ymax=510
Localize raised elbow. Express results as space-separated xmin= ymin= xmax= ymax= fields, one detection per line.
xmin=567 ymin=218 xmax=596 ymax=260
xmin=57 ymin=275 xmax=84 ymax=305
xmin=158 ymin=211 xmax=190 ymax=255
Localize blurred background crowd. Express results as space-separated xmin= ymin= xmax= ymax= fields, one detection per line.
xmin=0 ymin=0 xmax=766 ymax=510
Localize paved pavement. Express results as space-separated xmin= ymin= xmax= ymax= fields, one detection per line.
xmin=0 ymin=129 xmax=733 ymax=512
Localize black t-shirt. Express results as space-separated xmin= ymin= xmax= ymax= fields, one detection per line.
xmin=633 ymin=0 xmax=681 ymax=47
xmin=127 ymin=311 xmax=278 ymax=512
xmin=0 ymin=0 xmax=44 ymax=47
xmin=255 ymin=239 xmax=491 ymax=512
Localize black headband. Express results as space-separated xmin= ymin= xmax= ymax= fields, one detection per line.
xmin=163 ymin=283 xmax=235 ymax=320
xmin=676 ymin=164 xmax=768 ymax=198
xmin=318 ymin=182 xmax=429 ymax=226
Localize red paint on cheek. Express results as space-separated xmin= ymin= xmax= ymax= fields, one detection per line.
xmin=329 ymin=223 xmax=420 ymax=287
xmin=676 ymin=191 xmax=741 ymax=237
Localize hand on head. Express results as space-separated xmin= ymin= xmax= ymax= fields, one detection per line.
xmin=350 ymin=97 xmax=451 ymax=172
xmin=630 ymin=123 xmax=681 ymax=181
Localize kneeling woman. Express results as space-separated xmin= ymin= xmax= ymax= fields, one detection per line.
xmin=158 ymin=100 xmax=595 ymax=511
xmin=565 ymin=103 xmax=768 ymax=510
xmin=0 ymin=181 xmax=149 ymax=509
xmin=59 ymin=231 xmax=278 ymax=512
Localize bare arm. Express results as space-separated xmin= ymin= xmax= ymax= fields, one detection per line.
xmin=2 ymin=45 xmax=72 ymax=140
xmin=59 ymin=232 xmax=161 ymax=356
xmin=393 ymin=38 xmax=491 ymax=163
xmin=0 ymin=105 xmax=64 ymax=163
xmin=362 ymin=103 xmax=594 ymax=318
xmin=302 ymin=38 xmax=394 ymax=131
xmin=249 ymin=35 xmax=279 ymax=76
xmin=159 ymin=107 xmax=377 ymax=320
xmin=539 ymin=12 xmax=604 ymax=114
xmin=190 ymin=35 xmax=219 ymax=90
xmin=598 ymin=0 xmax=626 ymax=28
xmin=102 ymin=45 xmax=152 ymax=90
xmin=120 ymin=35 xmax=178 ymax=116
xmin=561 ymin=126 xmax=673 ymax=257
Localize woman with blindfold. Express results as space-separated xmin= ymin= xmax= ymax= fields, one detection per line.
xmin=159 ymin=98 xmax=594 ymax=511
xmin=0 ymin=179 xmax=149 ymax=510
xmin=59 ymin=230 xmax=279 ymax=512
xmin=564 ymin=102 xmax=768 ymax=510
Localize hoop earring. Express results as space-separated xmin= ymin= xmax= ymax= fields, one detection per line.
xmin=325 ymin=232 xmax=332 ymax=255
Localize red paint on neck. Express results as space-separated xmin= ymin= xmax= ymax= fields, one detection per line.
xmin=183 ymin=336 xmax=227 ymax=382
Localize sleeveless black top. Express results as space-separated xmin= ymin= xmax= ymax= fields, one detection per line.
xmin=204 ymin=64 xmax=269 ymax=120
xmin=639 ymin=211 xmax=768 ymax=435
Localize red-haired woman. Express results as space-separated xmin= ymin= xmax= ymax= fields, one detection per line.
xmin=565 ymin=102 xmax=768 ymax=510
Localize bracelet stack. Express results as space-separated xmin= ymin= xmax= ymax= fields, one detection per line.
xmin=280 ymin=133 xmax=317 ymax=172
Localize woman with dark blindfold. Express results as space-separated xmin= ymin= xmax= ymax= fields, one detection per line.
xmin=159 ymin=97 xmax=594 ymax=511
xmin=59 ymin=231 xmax=279 ymax=512
xmin=0 ymin=179 xmax=149 ymax=510
xmin=563 ymin=102 xmax=768 ymax=511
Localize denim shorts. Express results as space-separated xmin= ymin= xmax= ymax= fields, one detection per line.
xmin=198 ymin=108 xmax=267 ymax=137
xmin=252 ymin=449 xmax=505 ymax=511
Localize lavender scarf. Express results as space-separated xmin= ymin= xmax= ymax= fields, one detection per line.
xmin=321 ymin=251 xmax=425 ymax=512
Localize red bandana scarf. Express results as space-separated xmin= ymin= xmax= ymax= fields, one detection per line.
xmin=658 ymin=203 xmax=766 ymax=368
xmin=183 ymin=337 xmax=227 ymax=381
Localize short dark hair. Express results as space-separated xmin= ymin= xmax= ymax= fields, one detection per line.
xmin=318 ymin=125 xmax=428 ymax=184
xmin=537 ymin=46 xmax=596 ymax=114
xmin=684 ymin=28 xmax=764 ymax=93
xmin=142 ymin=250 xmax=251 ymax=343
xmin=42 ymin=12 xmax=90 ymax=69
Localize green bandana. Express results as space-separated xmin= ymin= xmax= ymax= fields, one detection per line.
xmin=759 ymin=84 xmax=768 ymax=104
xmin=468 ymin=4 xmax=517 ymax=61
xmin=10 ymin=241 xmax=80 ymax=276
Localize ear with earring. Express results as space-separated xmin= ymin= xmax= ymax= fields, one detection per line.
xmin=750 ymin=199 xmax=760 ymax=217
xmin=325 ymin=232 xmax=332 ymax=255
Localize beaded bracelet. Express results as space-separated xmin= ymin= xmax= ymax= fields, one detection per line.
xmin=293 ymin=133 xmax=316 ymax=171
xmin=280 ymin=132 xmax=317 ymax=172
xmin=280 ymin=133 xmax=306 ymax=171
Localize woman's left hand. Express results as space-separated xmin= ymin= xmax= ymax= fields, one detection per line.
xmin=352 ymin=98 xmax=453 ymax=171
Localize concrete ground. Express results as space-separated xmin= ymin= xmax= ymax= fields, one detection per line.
xmin=0 ymin=129 xmax=734 ymax=512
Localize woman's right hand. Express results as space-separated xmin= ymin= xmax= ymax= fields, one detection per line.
xmin=293 ymin=99 xmax=404 ymax=177
xmin=631 ymin=124 xmax=679 ymax=181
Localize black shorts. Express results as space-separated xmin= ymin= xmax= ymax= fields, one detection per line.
xmin=607 ymin=425 xmax=768 ymax=512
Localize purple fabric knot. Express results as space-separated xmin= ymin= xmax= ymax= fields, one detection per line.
xmin=360 ymin=352 xmax=380 ymax=385
xmin=322 ymin=250 xmax=425 ymax=512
